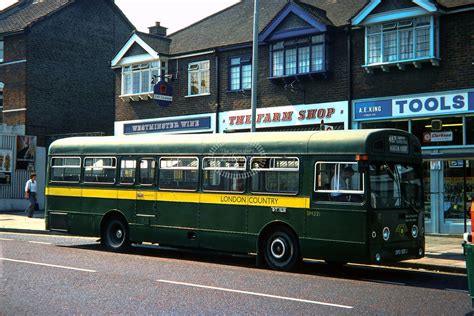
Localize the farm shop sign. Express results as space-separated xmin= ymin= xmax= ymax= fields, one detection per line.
xmin=354 ymin=90 xmax=474 ymax=121
xmin=123 ymin=116 xmax=212 ymax=135
xmin=219 ymin=101 xmax=348 ymax=132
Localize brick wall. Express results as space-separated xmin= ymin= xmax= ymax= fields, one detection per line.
xmin=24 ymin=0 xmax=133 ymax=145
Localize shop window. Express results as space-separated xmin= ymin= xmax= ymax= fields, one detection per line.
xmin=0 ymin=82 xmax=3 ymax=110
xmin=122 ymin=62 xmax=160 ymax=96
xmin=467 ymin=116 xmax=474 ymax=145
xmin=229 ymin=56 xmax=251 ymax=91
xmin=360 ymin=120 xmax=408 ymax=131
xmin=365 ymin=16 xmax=438 ymax=66
xmin=188 ymin=60 xmax=210 ymax=96
xmin=443 ymin=160 xmax=473 ymax=222
xmin=250 ymin=157 xmax=299 ymax=195
xmin=423 ymin=161 xmax=431 ymax=219
xmin=270 ymin=35 xmax=326 ymax=78
xmin=412 ymin=117 xmax=463 ymax=147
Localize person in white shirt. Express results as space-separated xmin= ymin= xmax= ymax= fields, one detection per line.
xmin=331 ymin=166 xmax=354 ymax=201
xmin=25 ymin=173 xmax=37 ymax=218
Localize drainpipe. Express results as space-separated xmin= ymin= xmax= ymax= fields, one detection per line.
xmin=215 ymin=53 xmax=220 ymax=134
xmin=347 ymin=25 xmax=353 ymax=131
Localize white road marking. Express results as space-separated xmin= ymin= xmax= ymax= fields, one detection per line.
xmin=28 ymin=241 xmax=52 ymax=245
xmin=446 ymin=288 xmax=468 ymax=294
xmin=361 ymin=279 xmax=405 ymax=286
xmin=0 ymin=238 xmax=14 ymax=241
xmin=157 ymin=279 xmax=353 ymax=309
xmin=0 ymin=257 xmax=96 ymax=273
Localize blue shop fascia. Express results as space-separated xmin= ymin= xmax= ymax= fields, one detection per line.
xmin=352 ymin=88 xmax=474 ymax=235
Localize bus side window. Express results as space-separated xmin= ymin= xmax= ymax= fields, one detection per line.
xmin=314 ymin=162 xmax=364 ymax=203
xmin=250 ymin=157 xmax=299 ymax=195
xmin=159 ymin=157 xmax=198 ymax=191
xmin=139 ymin=159 xmax=156 ymax=186
xmin=84 ymin=157 xmax=116 ymax=184
xmin=202 ymin=157 xmax=246 ymax=193
xmin=119 ymin=158 xmax=136 ymax=185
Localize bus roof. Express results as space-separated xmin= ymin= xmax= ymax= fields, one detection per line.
xmin=48 ymin=129 xmax=419 ymax=156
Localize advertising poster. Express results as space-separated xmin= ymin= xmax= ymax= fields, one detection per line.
xmin=16 ymin=135 xmax=36 ymax=170
xmin=0 ymin=149 xmax=12 ymax=185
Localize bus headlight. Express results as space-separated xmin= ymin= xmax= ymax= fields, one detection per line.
xmin=382 ymin=227 xmax=390 ymax=241
xmin=411 ymin=225 xmax=419 ymax=238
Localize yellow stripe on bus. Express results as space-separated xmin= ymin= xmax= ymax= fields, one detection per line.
xmin=46 ymin=187 xmax=310 ymax=209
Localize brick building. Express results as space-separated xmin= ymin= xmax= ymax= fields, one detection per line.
xmin=112 ymin=0 xmax=473 ymax=234
xmin=0 ymin=0 xmax=134 ymax=145
xmin=0 ymin=0 xmax=134 ymax=210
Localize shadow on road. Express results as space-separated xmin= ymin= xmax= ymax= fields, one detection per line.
xmin=60 ymin=241 xmax=468 ymax=293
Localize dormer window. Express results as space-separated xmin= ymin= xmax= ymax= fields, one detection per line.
xmin=270 ymin=34 xmax=326 ymax=78
xmin=364 ymin=15 xmax=439 ymax=71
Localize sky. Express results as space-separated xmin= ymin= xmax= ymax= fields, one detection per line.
xmin=0 ymin=0 xmax=241 ymax=35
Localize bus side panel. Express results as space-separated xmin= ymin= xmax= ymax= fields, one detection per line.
xmin=199 ymin=203 xmax=249 ymax=253
xmin=247 ymin=206 xmax=305 ymax=252
xmin=47 ymin=193 xmax=82 ymax=233
xmin=302 ymin=207 xmax=368 ymax=262
xmin=79 ymin=188 xmax=118 ymax=236
xmin=154 ymin=201 xmax=199 ymax=248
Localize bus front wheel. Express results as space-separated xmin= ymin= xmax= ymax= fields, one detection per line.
xmin=102 ymin=217 xmax=130 ymax=252
xmin=263 ymin=227 xmax=300 ymax=271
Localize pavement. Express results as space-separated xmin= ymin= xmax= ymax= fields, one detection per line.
xmin=0 ymin=210 xmax=467 ymax=274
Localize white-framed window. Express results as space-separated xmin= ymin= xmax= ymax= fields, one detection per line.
xmin=0 ymin=39 xmax=4 ymax=63
xmin=121 ymin=62 xmax=160 ymax=96
xmin=271 ymin=35 xmax=326 ymax=77
xmin=229 ymin=56 xmax=252 ymax=91
xmin=365 ymin=16 xmax=436 ymax=65
xmin=188 ymin=60 xmax=210 ymax=96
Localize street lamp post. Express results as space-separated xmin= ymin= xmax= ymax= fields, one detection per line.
xmin=250 ymin=0 xmax=259 ymax=133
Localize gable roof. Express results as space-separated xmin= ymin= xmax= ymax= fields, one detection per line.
xmin=0 ymin=0 xmax=135 ymax=36
xmin=0 ymin=0 xmax=71 ymax=35
xmin=169 ymin=0 xmax=368 ymax=55
xmin=259 ymin=1 xmax=331 ymax=43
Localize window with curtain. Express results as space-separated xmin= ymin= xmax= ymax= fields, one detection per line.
xmin=271 ymin=34 xmax=326 ymax=78
xmin=366 ymin=16 xmax=436 ymax=65
xmin=121 ymin=62 xmax=160 ymax=96
xmin=188 ymin=60 xmax=210 ymax=96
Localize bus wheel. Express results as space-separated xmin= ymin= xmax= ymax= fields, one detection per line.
xmin=263 ymin=227 xmax=300 ymax=271
xmin=102 ymin=217 xmax=130 ymax=252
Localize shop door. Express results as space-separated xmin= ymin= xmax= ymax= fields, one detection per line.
xmin=441 ymin=160 xmax=473 ymax=234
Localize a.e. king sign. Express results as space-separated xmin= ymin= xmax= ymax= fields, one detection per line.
xmin=219 ymin=101 xmax=348 ymax=132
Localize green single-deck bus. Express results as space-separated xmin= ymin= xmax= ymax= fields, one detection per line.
xmin=45 ymin=129 xmax=425 ymax=271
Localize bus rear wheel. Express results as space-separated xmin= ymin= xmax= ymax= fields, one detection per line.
xmin=263 ymin=227 xmax=300 ymax=271
xmin=102 ymin=217 xmax=130 ymax=252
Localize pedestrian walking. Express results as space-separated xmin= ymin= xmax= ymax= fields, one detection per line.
xmin=25 ymin=172 xmax=38 ymax=218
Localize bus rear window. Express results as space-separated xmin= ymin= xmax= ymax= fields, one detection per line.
xmin=159 ymin=157 xmax=198 ymax=191
xmin=50 ymin=157 xmax=81 ymax=183
xmin=250 ymin=157 xmax=299 ymax=195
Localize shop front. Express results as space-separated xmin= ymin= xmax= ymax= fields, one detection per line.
xmin=219 ymin=101 xmax=349 ymax=133
xmin=353 ymin=88 xmax=474 ymax=234
xmin=114 ymin=113 xmax=216 ymax=136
